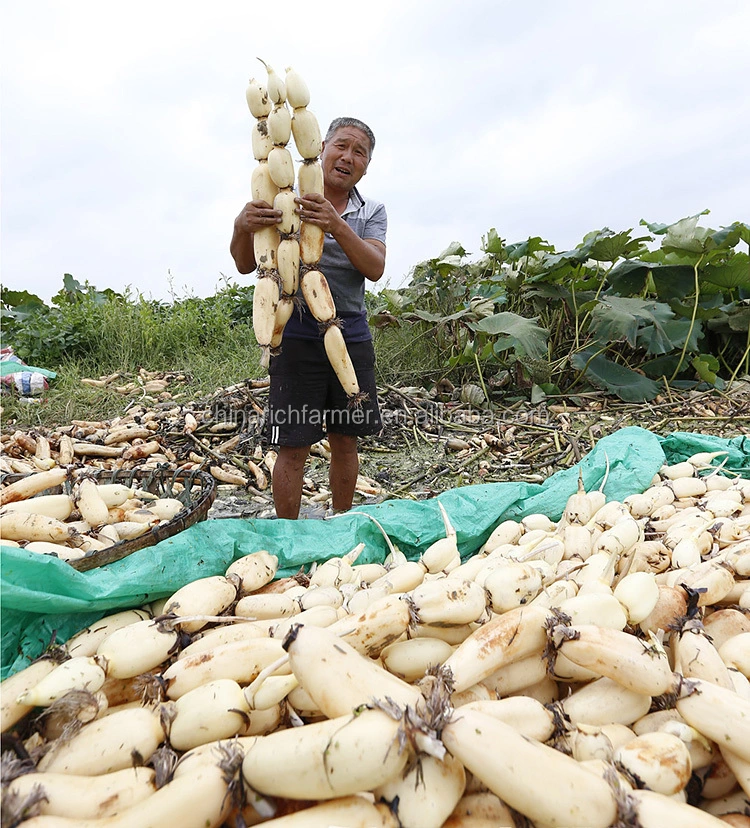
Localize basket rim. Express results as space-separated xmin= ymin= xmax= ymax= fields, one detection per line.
xmin=1 ymin=465 xmax=217 ymax=571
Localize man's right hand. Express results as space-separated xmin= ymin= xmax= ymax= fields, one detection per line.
xmin=234 ymin=200 xmax=283 ymax=235
xmin=231 ymin=201 xmax=283 ymax=274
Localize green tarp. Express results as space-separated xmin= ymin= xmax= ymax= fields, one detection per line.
xmin=2 ymin=426 xmax=749 ymax=679
xmin=0 ymin=361 xmax=56 ymax=379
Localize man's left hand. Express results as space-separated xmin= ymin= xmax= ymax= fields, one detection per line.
xmin=295 ymin=194 xmax=344 ymax=235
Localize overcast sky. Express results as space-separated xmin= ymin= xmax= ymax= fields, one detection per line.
xmin=2 ymin=0 xmax=748 ymax=305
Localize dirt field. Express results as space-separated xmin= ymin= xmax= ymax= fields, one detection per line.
xmin=208 ymin=379 xmax=750 ymax=519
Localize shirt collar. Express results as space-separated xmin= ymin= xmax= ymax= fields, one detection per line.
xmin=342 ymin=186 xmax=365 ymax=217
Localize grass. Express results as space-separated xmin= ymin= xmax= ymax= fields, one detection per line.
xmin=372 ymin=322 xmax=446 ymax=388
xmin=0 ymin=284 xmax=448 ymax=429
xmin=1 ymin=286 xmax=264 ymax=427
xmin=1 ymin=345 xmax=264 ymax=429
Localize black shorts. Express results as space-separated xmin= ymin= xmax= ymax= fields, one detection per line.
xmin=266 ymin=337 xmax=382 ymax=447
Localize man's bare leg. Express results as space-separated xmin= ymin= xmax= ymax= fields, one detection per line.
xmin=272 ymin=445 xmax=311 ymax=519
xmin=327 ymin=432 xmax=359 ymax=512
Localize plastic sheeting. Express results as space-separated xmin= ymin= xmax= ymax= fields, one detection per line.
xmin=2 ymin=426 xmax=749 ymax=679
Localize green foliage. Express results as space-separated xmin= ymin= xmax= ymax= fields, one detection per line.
xmin=2 ymin=211 xmax=748 ymax=411
xmin=371 ymin=322 xmax=443 ymax=387
xmin=368 ymin=212 xmax=749 ymax=402
xmin=1 ymin=276 xmax=261 ymax=426
xmin=472 ymin=312 xmax=548 ymax=359
xmin=570 ymin=347 xmax=662 ymax=402
xmin=1 ymin=276 xmax=257 ymax=374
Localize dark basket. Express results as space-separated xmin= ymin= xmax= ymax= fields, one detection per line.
xmin=1 ymin=466 xmax=216 ymax=571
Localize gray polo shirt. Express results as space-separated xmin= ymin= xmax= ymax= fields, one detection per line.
xmin=319 ymin=187 xmax=387 ymax=313
xmin=283 ymin=187 xmax=387 ymax=342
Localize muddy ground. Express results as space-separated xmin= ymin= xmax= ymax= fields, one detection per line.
xmin=2 ymin=372 xmax=748 ymax=524
xmin=206 ymin=379 xmax=750 ymax=520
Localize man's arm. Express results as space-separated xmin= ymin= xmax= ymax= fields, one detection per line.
xmin=295 ymin=194 xmax=386 ymax=282
xmin=329 ymin=220 xmax=386 ymax=282
xmin=230 ymin=201 xmax=282 ymax=275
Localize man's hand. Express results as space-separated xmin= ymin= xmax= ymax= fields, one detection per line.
xmin=295 ymin=193 xmax=385 ymax=282
xmin=294 ymin=194 xmax=344 ymax=235
xmin=231 ymin=201 xmax=282 ymax=274
xmin=235 ymin=200 xmax=283 ymax=235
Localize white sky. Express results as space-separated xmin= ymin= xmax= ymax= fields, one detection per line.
xmin=1 ymin=0 xmax=748 ymax=305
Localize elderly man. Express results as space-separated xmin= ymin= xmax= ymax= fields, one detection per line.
xmin=230 ymin=117 xmax=387 ymax=519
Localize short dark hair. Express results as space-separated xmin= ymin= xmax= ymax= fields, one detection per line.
xmin=325 ymin=117 xmax=376 ymax=158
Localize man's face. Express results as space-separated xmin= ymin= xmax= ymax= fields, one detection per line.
xmin=320 ymin=126 xmax=371 ymax=192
